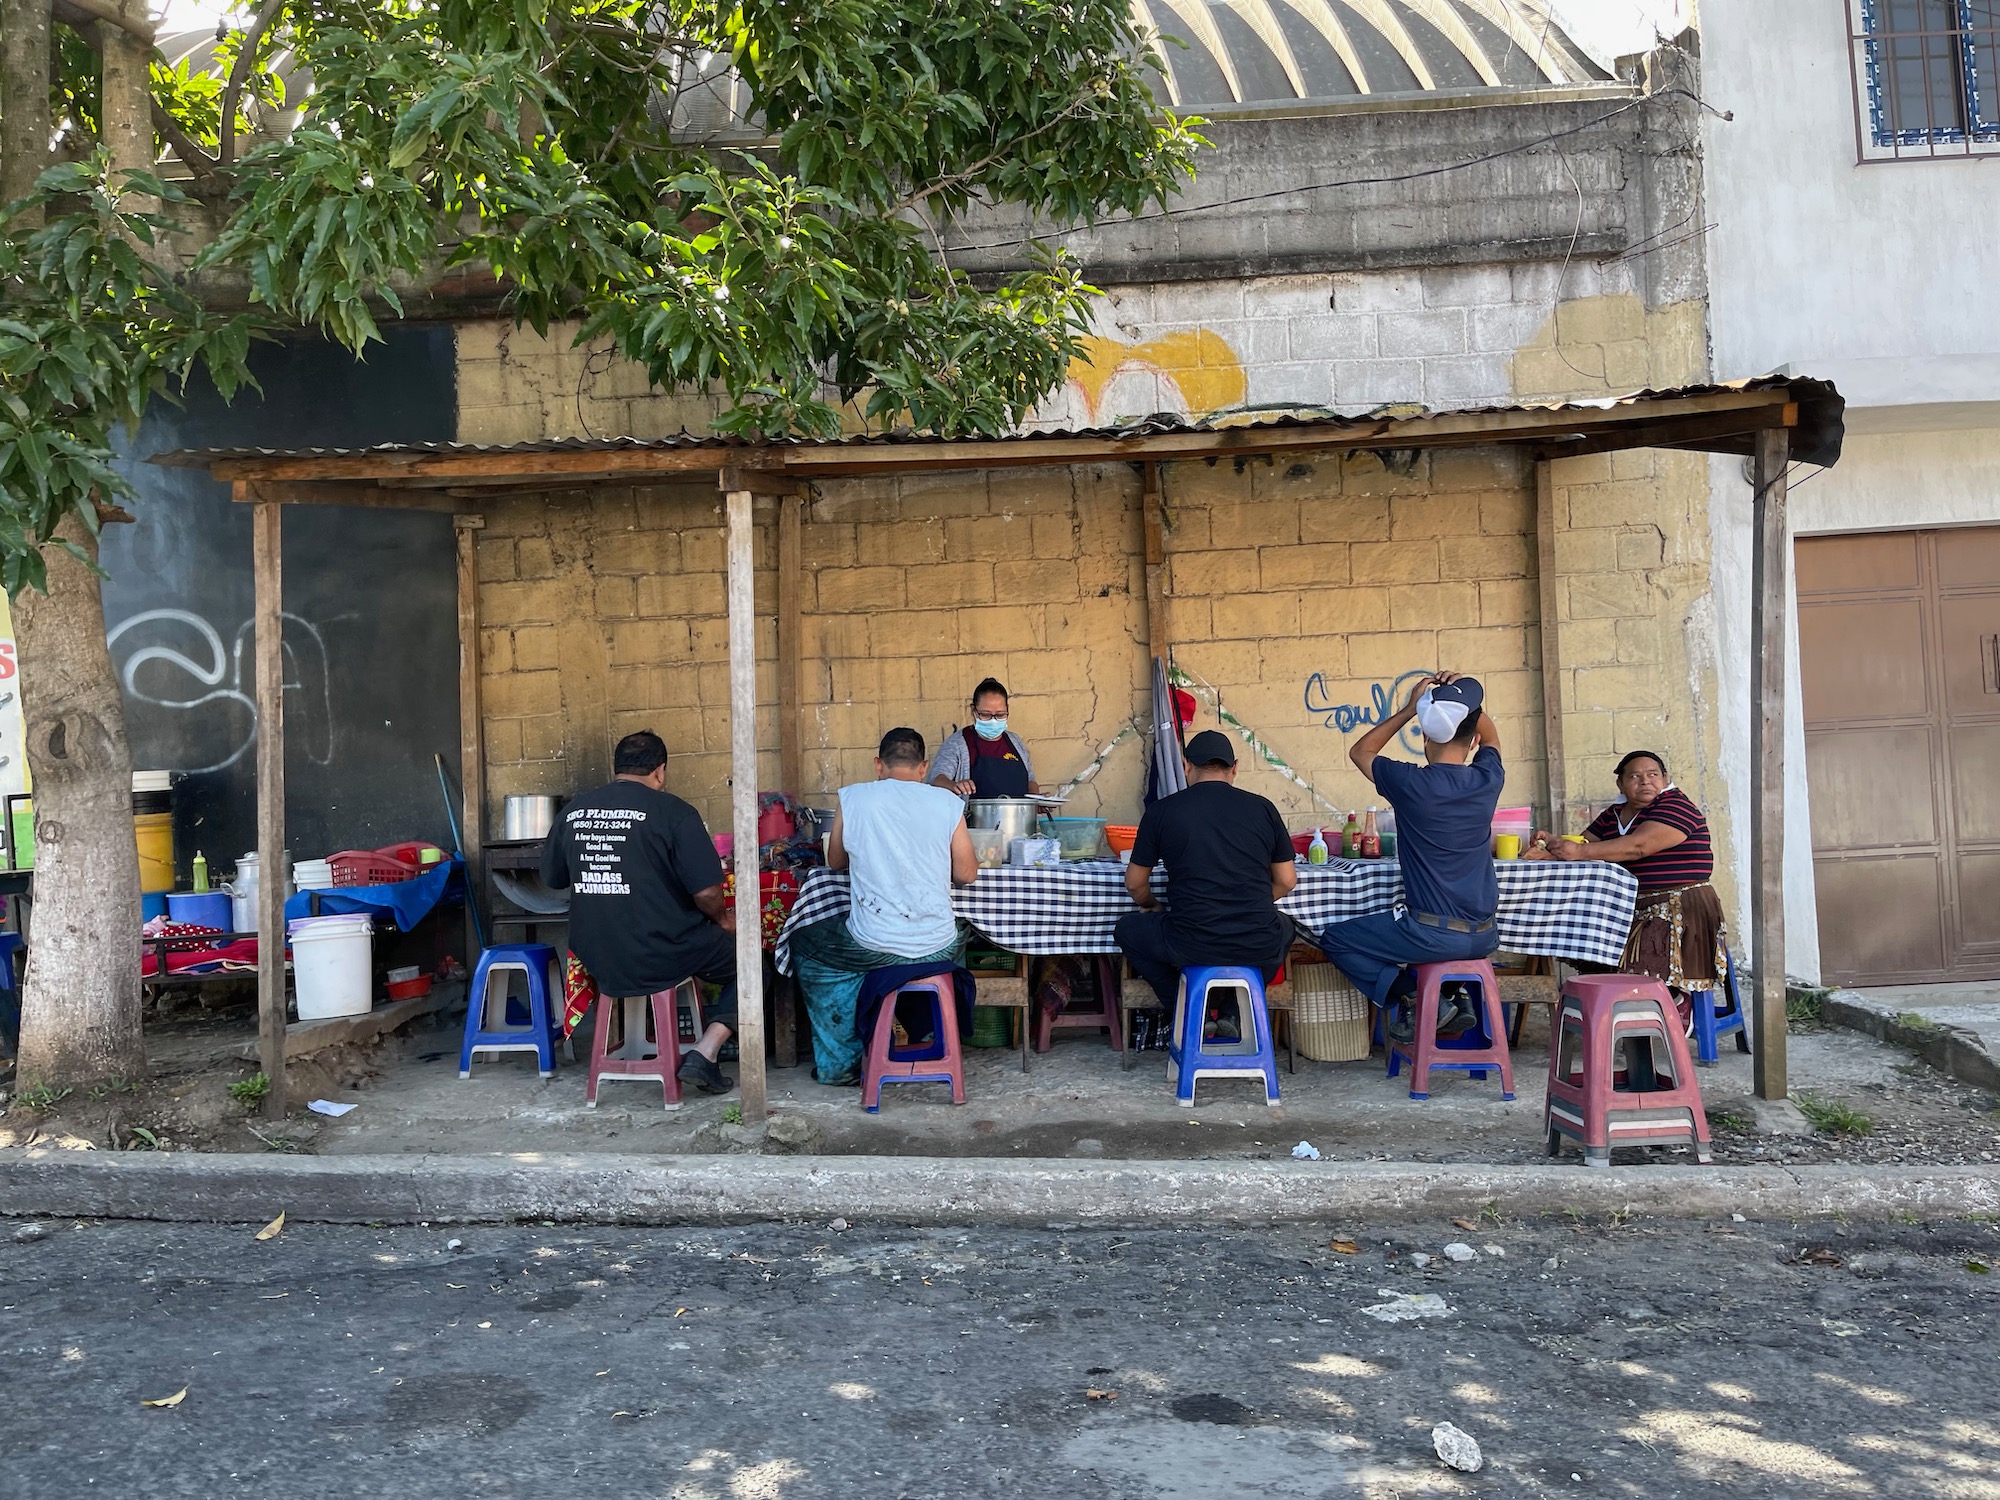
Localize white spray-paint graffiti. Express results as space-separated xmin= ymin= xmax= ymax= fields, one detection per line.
xmin=106 ymin=608 xmax=334 ymax=774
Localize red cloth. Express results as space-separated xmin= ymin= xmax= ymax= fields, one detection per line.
xmin=563 ymin=951 xmax=598 ymax=1038
xmin=141 ymin=935 xmax=260 ymax=978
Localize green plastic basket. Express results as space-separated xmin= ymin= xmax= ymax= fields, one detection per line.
xmin=969 ymin=1004 xmax=1011 ymax=1048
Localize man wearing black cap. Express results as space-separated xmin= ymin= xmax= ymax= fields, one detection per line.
xmin=1318 ymin=671 xmax=1505 ymax=1042
xmin=1115 ymin=729 xmax=1299 ymax=1018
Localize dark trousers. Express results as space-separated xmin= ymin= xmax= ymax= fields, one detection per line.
xmin=1316 ymin=910 xmax=1498 ymax=1006
xmin=1114 ymin=909 xmax=1287 ymax=1009
xmin=600 ymin=922 xmax=739 ymax=1031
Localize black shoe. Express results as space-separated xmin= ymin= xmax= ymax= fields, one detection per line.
xmin=809 ymin=1065 xmax=859 ymax=1088
xmin=1386 ymin=1005 xmax=1416 ymax=1046
xmin=678 ymin=1052 xmax=734 ymax=1095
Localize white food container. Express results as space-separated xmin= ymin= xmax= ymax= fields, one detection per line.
xmin=1008 ymin=837 xmax=1061 ymax=868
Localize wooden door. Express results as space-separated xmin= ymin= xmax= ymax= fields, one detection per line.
xmin=1798 ymin=528 xmax=2000 ymax=985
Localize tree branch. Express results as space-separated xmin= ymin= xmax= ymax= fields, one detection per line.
xmin=49 ymin=0 xmax=152 ymax=45
xmin=897 ymin=92 xmax=1098 ymax=214
xmin=219 ymin=0 xmax=286 ymax=168
xmin=153 ymin=101 xmax=224 ymax=185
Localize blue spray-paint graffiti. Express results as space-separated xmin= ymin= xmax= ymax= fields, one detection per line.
xmin=1303 ymin=670 xmax=1430 ymax=753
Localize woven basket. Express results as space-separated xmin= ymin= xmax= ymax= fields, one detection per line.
xmin=1289 ymin=962 xmax=1373 ymax=1062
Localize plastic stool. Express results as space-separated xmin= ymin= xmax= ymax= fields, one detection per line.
xmin=0 ymin=932 xmax=21 ymax=1059
xmin=1383 ymin=959 xmax=1514 ymax=1101
xmin=1691 ymin=944 xmax=1751 ymax=1065
xmin=1546 ymin=973 xmax=1713 ymax=1166
xmin=586 ymin=982 xmax=701 ymax=1108
xmin=460 ymin=944 xmax=560 ymax=1078
xmin=1034 ymin=956 xmax=1124 ymax=1053
xmin=1166 ymin=966 xmax=1279 ymax=1107
xmin=862 ymin=974 xmax=965 ymax=1113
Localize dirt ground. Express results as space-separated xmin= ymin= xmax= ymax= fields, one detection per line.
xmin=5 ymin=988 xmax=2000 ymax=1167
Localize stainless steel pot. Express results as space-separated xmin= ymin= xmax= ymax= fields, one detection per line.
xmin=502 ymin=794 xmax=559 ymax=841
xmin=966 ymin=798 xmax=1040 ymax=844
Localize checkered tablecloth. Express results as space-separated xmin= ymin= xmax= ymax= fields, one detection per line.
xmin=774 ymin=858 xmax=1637 ymax=972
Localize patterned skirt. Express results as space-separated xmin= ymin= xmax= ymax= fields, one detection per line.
xmin=1621 ymin=881 xmax=1726 ymax=994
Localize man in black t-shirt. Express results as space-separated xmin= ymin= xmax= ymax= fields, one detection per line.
xmin=541 ymin=730 xmax=738 ymax=1094
xmin=1115 ymin=730 xmax=1299 ymax=1015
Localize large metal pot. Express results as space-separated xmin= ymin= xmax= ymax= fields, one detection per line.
xmin=966 ymin=798 xmax=1040 ymax=844
xmin=502 ymin=794 xmax=560 ymax=842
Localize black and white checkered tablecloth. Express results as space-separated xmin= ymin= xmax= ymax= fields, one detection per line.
xmin=774 ymin=858 xmax=1637 ymax=972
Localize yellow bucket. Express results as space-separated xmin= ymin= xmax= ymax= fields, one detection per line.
xmin=134 ymin=810 xmax=174 ymax=893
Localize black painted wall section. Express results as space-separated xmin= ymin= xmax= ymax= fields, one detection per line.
xmin=105 ymin=326 xmax=459 ymax=880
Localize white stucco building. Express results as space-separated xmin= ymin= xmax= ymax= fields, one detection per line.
xmin=1702 ymin=0 xmax=2000 ymax=986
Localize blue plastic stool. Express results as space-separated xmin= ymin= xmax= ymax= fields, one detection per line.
xmin=1166 ymin=966 xmax=1280 ymax=1107
xmin=0 ymin=932 xmax=22 ymax=1059
xmin=1691 ymin=943 xmax=1751 ymax=1065
xmin=460 ymin=944 xmax=561 ymax=1078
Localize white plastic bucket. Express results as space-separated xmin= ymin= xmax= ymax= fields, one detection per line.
xmin=288 ymin=913 xmax=374 ymax=1019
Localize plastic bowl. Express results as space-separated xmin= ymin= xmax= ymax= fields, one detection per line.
xmin=967 ymin=826 xmax=1008 ymax=868
xmin=385 ymin=974 xmax=433 ymax=1002
xmin=1104 ymin=824 xmax=1139 ymax=854
xmin=1042 ymin=816 xmax=1107 ymax=860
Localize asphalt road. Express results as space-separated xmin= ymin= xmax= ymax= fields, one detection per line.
xmin=3 ymin=1212 xmax=1998 ymax=1498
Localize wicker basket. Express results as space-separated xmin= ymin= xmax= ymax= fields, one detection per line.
xmin=1289 ymin=962 xmax=1373 ymax=1062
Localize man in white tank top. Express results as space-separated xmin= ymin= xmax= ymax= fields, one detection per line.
xmin=790 ymin=728 xmax=979 ymax=1085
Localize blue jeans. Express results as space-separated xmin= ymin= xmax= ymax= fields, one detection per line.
xmin=790 ymin=917 xmax=965 ymax=1083
xmin=1317 ymin=910 xmax=1498 ymax=1006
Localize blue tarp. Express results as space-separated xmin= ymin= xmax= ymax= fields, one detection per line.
xmin=284 ymin=857 xmax=465 ymax=931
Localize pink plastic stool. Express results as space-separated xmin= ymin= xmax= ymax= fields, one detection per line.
xmin=1384 ymin=958 xmax=1514 ymax=1100
xmin=1034 ymin=957 xmax=1125 ymax=1053
xmin=586 ymin=981 xmax=701 ymax=1109
xmin=1546 ymin=973 xmax=1713 ymax=1166
xmin=862 ymin=975 xmax=966 ymax=1113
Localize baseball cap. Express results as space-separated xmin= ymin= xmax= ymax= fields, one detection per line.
xmin=1416 ymin=677 xmax=1484 ymax=742
xmin=1183 ymin=729 xmax=1237 ymax=766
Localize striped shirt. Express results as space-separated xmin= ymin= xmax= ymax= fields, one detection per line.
xmin=1584 ymin=787 xmax=1713 ymax=892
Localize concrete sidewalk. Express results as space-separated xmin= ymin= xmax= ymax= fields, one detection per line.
xmin=1828 ymin=982 xmax=2000 ymax=1092
xmin=3 ymin=1148 xmax=1998 ymax=1228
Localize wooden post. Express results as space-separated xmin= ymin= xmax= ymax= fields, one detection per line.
xmin=1750 ymin=429 xmax=1791 ymax=1101
xmin=251 ymin=494 xmax=288 ymax=1119
xmin=724 ymin=486 xmax=767 ymax=1121
xmin=1142 ymin=462 xmax=1169 ymax=663
xmin=455 ymin=515 xmax=487 ymax=961
xmin=1535 ymin=460 xmax=1568 ymax=831
xmin=777 ymin=490 xmax=804 ymax=798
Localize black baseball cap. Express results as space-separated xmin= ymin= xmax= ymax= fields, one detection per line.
xmin=1184 ymin=729 xmax=1236 ymax=767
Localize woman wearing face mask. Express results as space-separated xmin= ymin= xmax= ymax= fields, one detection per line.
xmin=930 ymin=677 xmax=1041 ymax=799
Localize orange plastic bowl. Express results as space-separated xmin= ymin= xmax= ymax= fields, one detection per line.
xmin=1104 ymin=824 xmax=1139 ymax=853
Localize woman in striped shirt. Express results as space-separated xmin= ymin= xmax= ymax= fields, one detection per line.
xmin=1526 ymin=750 xmax=1725 ymax=1019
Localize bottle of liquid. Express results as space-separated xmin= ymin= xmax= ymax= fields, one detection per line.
xmin=1306 ymin=827 xmax=1329 ymax=865
xmin=1341 ymin=810 xmax=1360 ymax=859
xmin=1377 ymin=807 xmax=1398 ymax=859
xmin=1359 ymin=807 xmax=1381 ymax=860
xmin=191 ymin=850 xmax=209 ymax=892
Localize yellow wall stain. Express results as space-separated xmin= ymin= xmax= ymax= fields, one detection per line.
xmin=1069 ymin=331 xmax=1247 ymax=420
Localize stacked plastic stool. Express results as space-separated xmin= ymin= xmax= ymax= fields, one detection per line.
xmin=1383 ymin=958 xmax=1514 ymax=1101
xmin=1034 ymin=956 xmax=1124 ymax=1053
xmin=1546 ymin=973 xmax=1713 ymax=1166
xmin=862 ymin=974 xmax=965 ymax=1113
xmin=459 ymin=944 xmax=561 ymax=1079
xmin=587 ymin=981 xmax=702 ymax=1109
xmin=1690 ymin=944 xmax=1752 ymax=1064
xmin=1166 ymin=966 xmax=1280 ymax=1107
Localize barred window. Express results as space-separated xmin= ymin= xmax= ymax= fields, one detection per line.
xmin=1850 ymin=0 xmax=2000 ymax=158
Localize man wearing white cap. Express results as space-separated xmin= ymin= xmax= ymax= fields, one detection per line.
xmin=1316 ymin=671 xmax=1505 ymax=1043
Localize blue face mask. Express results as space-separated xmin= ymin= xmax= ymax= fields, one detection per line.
xmin=975 ymin=717 xmax=1008 ymax=741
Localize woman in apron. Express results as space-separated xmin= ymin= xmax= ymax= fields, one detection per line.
xmin=930 ymin=677 xmax=1040 ymax=798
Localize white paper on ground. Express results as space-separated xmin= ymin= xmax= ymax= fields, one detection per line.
xmin=307 ymin=1099 xmax=357 ymax=1117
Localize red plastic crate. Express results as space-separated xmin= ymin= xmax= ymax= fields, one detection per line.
xmin=329 ymin=849 xmax=418 ymax=887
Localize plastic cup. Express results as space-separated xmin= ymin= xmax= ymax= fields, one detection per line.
xmin=1494 ymin=833 xmax=1522 ymax=860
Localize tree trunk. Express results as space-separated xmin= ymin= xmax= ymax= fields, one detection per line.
xmin=1 ymin=0 xmax=54 ymax=213
xmin=13 ymin=520 xmax=145 ymax=1087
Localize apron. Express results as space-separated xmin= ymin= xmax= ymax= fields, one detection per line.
xmin=961 ymin=726 xmax=1030 ymax=798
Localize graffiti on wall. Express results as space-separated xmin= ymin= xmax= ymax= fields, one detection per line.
xmin=1304 ymin=670 xmax=1429 ymax=753
xmin=1067 ymin=331 xmax=1248 ymax=422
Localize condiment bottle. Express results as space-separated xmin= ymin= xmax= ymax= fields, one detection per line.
xmin=1307 ymin=827 xmax=1329 ymax=865
xmin=1341 ymin=810 xmax=1360 ymax=859
xmin=191 ymin=850 xmax=209 ymax=892
xmin=1359 ymin=807 xmax=1381 ymax=860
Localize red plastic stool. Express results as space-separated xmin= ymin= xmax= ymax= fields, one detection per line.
xmin=1546 ymin=973 xmax=1713 ymax=1166
xmin=1383 ymin=958 xmax=1514 ymax=1100
xmin=862 ymin=975 xmax=966 ymax=1113
xmin=586 ymin=981 xmax=701 ymax=1109
xmin=1034 ymin=957 xmax=1124 ymax=1053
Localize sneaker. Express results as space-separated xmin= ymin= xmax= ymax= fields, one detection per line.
xmin=809 ymin=1064 xmax=859 ymax=1088
xmin=1386 ymin=1005 xmax=1417 ymax=1046
xmin=1436 ymin=987 xmax=1477 ymax=1038
xmin=677 ymin=1052 xmax=734 ymax=1095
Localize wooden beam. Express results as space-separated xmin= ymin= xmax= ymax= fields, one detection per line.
xmin=209 ymin=448 xmax=764 ymax=484
xmin=1750 ymin=428 xmax=1791 ymax=1102
xmin=250 ymin=493 xmax=288 ymax=1120
xmin=1536 ymin=404 xmax=1797 ymax=461
xmin=239 ymin=480 xmax=473 ymax=512
xmin=455 ymin=515 xmax=487 ymax=964
xmin=1141 ymin=461 xmax=1169 ymax=664
xmin=1535 ymin=460 xmax=1568 ymax=834
xmin=724 ymin=487 xmax=768 ymax=1123
xmin=776 ymin=490 xmax=804 ymax=798
xmin=719 ymin=466 xmax=806 ymax=498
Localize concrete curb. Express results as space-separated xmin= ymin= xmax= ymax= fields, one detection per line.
xmin=1823 ymin=989 xmax=2000 ymax=1094
xmin=3 ymin=1151 xmax=1998 ymax=1228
